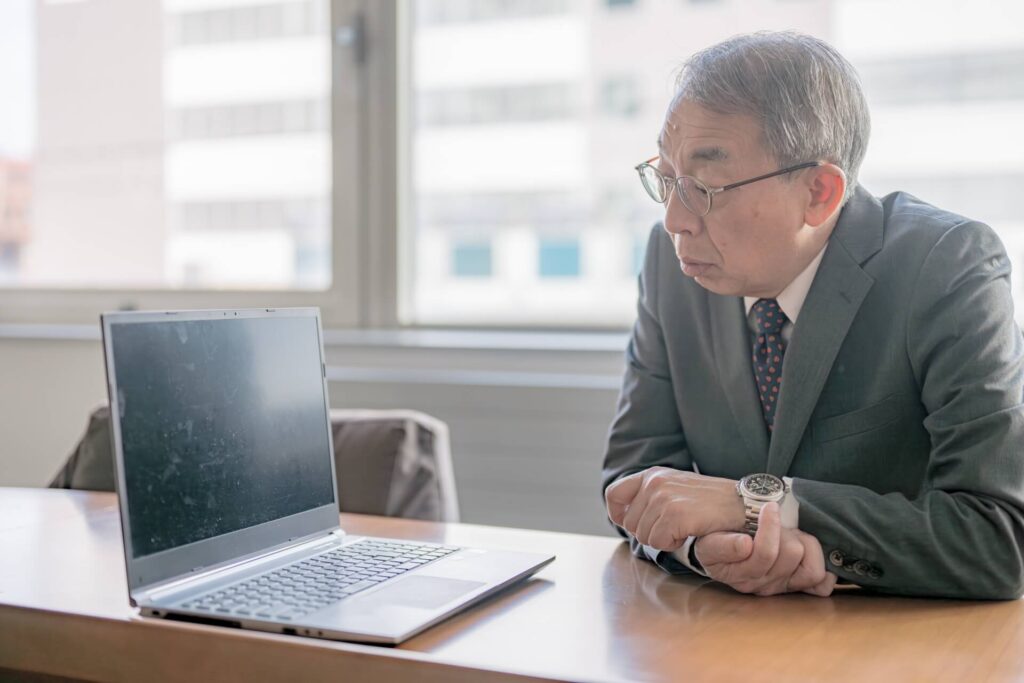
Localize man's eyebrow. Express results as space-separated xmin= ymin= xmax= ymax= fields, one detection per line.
xmin=690 ymin=146 xmax=729 ymax=162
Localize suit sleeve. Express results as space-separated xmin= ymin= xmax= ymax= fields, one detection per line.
xmin=602 ymin=225 xmax=697 ymax=574
xmin=794 ymin=220 xmax=1024 ymax=599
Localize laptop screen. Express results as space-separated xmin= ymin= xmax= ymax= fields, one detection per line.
xmin=108 ymin=314 xmax=336 ymax=560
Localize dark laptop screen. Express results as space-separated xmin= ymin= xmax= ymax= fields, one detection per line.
xmin=109 ymin=315 xmax=336 ymax=559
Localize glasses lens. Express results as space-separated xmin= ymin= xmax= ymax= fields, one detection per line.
xmin=678 ymin=176 xmax=712 ymax=216
xmin=638 ymin=165 xmax=668 ymax=203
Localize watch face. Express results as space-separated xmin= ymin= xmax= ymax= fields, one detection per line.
xmin=742 ymin=473 xmax=784 ymax=499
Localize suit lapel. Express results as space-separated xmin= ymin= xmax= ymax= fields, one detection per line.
xmin=710 ymin=294 xmax=770 ymax=463
xmin=765 ymin=187 xmax=884 ymax=476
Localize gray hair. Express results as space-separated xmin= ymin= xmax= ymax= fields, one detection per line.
xmin=675 ymin=31 xmax=870 ymax=202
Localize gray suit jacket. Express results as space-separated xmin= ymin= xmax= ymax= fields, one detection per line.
xmin=602 ymin=186 xmax=1024 ymax=599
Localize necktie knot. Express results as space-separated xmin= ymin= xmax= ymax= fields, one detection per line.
xmin=752 ymin=299 xmax=788 ymax=336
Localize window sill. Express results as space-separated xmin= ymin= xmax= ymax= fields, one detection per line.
xmin=0 ymin=323 xmax=628 ymax=354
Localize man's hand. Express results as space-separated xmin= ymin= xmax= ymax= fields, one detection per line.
xmin=695 ymin=502 xmax=836 ymax=597
xmin=605 ymin=466 xmax=746 ymax=550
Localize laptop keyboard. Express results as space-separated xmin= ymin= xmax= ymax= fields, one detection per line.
xmin=180 ymin=539 xmax=459 ymax=621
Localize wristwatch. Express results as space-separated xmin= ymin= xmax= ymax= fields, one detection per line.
xmin=736 ymin=473 xmax=789 ymax=536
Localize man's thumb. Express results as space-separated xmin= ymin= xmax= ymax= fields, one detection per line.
xmin=605 ymin=474 xmax=643 ymax=523
xmin=697 ymin=532 xmax=753 ymax=565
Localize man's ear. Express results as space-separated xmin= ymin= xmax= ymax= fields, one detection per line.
xmin=804 ymin=163 xmax=847 ymax=227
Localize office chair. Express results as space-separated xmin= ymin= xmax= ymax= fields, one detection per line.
xmin=49 ymin=406 xmax=460 ymax=523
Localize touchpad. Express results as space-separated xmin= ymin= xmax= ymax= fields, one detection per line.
xmin=371 ymin=575 xmax=485 ymax=609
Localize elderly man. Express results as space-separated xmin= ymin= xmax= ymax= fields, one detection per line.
xmin=602 ymin=31 xmax=1024 ymax=599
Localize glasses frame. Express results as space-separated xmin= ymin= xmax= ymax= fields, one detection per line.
xmin=634 ymin=156 xmax=822 ymax=216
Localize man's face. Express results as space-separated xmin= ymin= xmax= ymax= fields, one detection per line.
xmin=657 ymin=98 xmax=822 ymax=298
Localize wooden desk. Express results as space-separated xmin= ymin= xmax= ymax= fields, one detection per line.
xmin=1 ymin=488 xmax=1022 ymax=683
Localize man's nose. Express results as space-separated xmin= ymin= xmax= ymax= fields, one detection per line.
xmin=662 ymin=190 xmax=703 ymax=237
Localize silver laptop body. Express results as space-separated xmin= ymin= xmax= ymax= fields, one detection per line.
xmin=101 ymin=308 xmax=553 ymax=644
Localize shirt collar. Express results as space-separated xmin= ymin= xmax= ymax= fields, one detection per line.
xmin=744 ymin=245 xmax=828 ymax=324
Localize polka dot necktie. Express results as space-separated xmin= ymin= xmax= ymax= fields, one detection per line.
xmin=751 ymin=298 xmax=788 ymax=432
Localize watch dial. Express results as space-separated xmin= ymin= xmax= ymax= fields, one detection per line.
xmin=746 ymin=474 xmax=782 ymax=496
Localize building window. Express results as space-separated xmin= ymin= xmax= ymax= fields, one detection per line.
xmin=418 ymin=192 xmax=585 ymax=230
xmin=172 ymin=198 xmax=327 ymax=232
xmin=538 ymin=238 xmax=581 ymax=278
xmin=170 ymin=1 xmax=327 ymax=46
xmin=857 ymin=49 xmax=1024 ymax=106
xmin=599 ymin=76 xmax=641 ymax=118
xmin=417 ymin=84 xmax=579 ymax=127
xmin=415 ymin=0 xmax=572 ymax=25
xmin=173 ymin=100 xmax=328 ymax=140
xmin=451 ymin=240 xmax=493 ymax=277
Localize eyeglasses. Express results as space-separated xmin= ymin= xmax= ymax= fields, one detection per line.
xmin=634 ymin=156 xmax=822 ymax=216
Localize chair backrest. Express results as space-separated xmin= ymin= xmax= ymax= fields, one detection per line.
xmin=329 ymin=409 xmax=460 ymax=523
xmin=50 ymin=405 xmax=460 ymax=523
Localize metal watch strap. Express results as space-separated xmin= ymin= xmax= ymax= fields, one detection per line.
xmin=743 ymin=501 xmax=763 ymax=536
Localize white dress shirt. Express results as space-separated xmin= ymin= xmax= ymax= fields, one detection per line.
xmin=642 ymin=245 xmax=828 ymax=575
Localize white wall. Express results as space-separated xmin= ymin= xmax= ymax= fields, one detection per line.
xmin=0 ymin=331 xmax=626 ymax=537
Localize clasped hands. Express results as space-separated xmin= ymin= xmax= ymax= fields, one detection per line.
xmin=605 ymin=467 xmax=836 ymax=597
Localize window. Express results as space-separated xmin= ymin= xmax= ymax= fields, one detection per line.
xmin=599 ymin=76 xmax=642 ymax=118
xmin=451 ymin=241 xmax=493 ymax=277
xmin=405 ymin=0 xmax=662 ymax=325
xmin=415 ymin=0 xmax=572 ymax=25
xmin=170 ymin=2 xmax=328 ymax=46
xmin=857 ymin=49 xmax=1024 ymax=106
xmin=1 ymin=0 xmax=1022 ymax=327
xmin=173 ymin=100 xmax=328 ymax=140
xmin=0 ymin=0 xmax=362 ymax=325
xmin=538 ymin=238 xmax=581 ymax=278
xmin=417 ymin=83 xmax=579 ymax=127
xmin=403 ymin=0 xmax=1024 ymax=326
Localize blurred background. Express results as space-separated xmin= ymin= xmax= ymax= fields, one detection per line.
xmin=1 ymin=0 xmax=1021 ymax=535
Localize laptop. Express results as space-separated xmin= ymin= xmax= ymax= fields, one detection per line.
xmin=100 ymin=307 xmax=554 ymax=644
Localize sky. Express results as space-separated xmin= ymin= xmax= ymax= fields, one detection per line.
xmin=0 ymin=0 xmax=35 ymax=159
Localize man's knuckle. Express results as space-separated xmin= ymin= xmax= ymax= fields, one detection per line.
xmin=647 ymin=475 xmax=668 ymax=491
